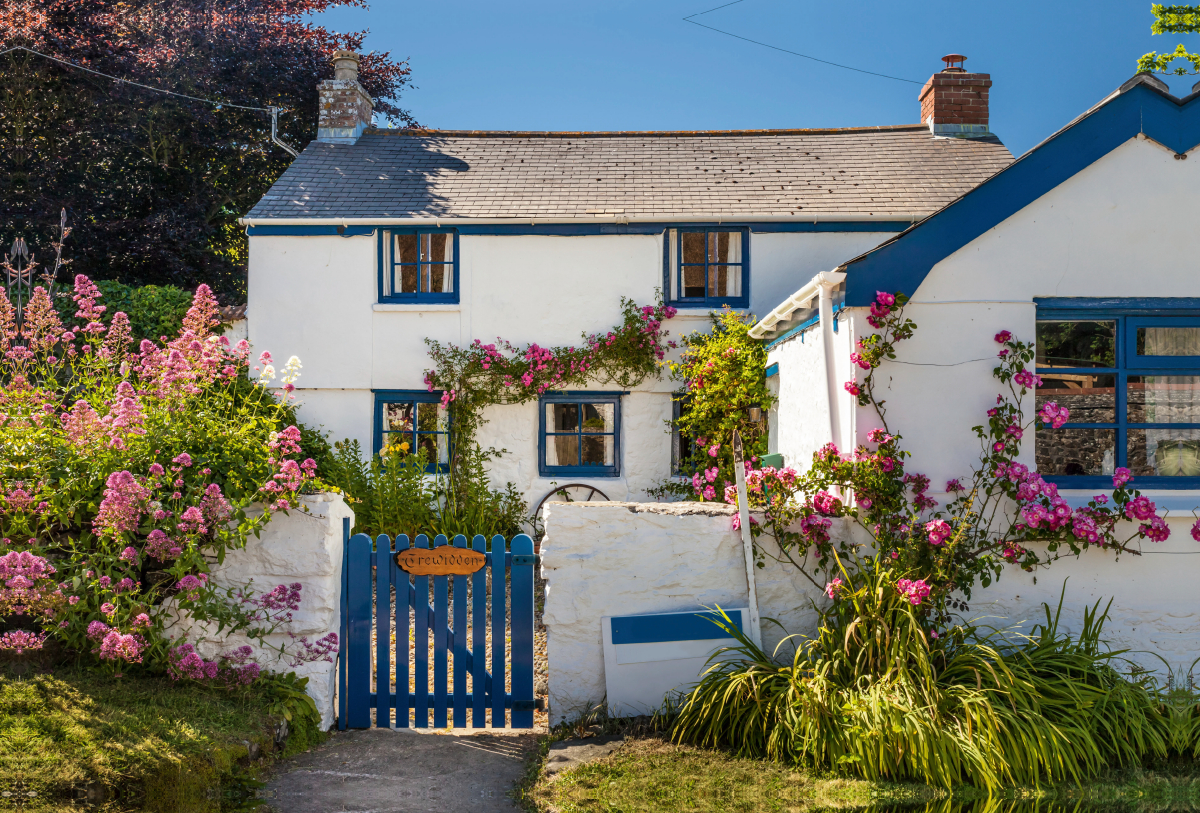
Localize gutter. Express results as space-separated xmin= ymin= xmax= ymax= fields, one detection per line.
xmin=238 ymin=213 xmax=918 ymax=227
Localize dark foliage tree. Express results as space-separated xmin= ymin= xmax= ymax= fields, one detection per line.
xmin=0 ymin=1 xmax=415 ymax=301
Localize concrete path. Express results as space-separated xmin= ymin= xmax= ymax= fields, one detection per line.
xmin=259 ymin=728 xmax=539 ymax=813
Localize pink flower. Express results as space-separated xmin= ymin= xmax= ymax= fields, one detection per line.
xmin=1191 ymin=518 xmax=1200 ymax=543
xmin=1112 ymin=467 xmax=1132 ymax=489
xmin=876 ymin=291 xmax=896 ymax=307
xmin=119 ymin=547 xmax=139 ymax=564
xmin=993 ymin=441 xmax=1006 ymax=453
xmin=93 ymin=471 xmax=151 ymax=537
xmin=703 ymin=485 xmax=716 ymax=501
xmin=813 ymin=491 xmax=842 ymax=516
xmin=849 ymin=352 xmax=871 ymax=370
xmin=994 ymin=330 xmax=1012 ymax=344
xmin=945 ymin=479 xmax=964 ymax=493
xmin=708 ymin=444 xmax=720 ymax=458
xmin=824 ymin=577 xmax=845 ymax=600
xmin=896 ymin=578 xmax=931 ymax=605
xmin=1125 ymin=495 xmax=1157 ymax=522
xmin=925 ymin=520 xmax=952 ymax=546
xmin=98 ymin=630 xmax=146 ymax=663
xmin=1141 ymin=515 xmax=1170 ymax=543
xmin=101 ymin=602 xmax=116 ymax=615
xmin=844 ymin=381 xmax=860 ymax=396
xmin=1006 ymin=425 xmax=1023 ymax=440
xmin=859 ymin=497 xmax=872 ymax=509
xmin=1038 ymin=401 xmax=1070 ymax=429
xmin=1013 ymin=370 xmax=1043 ymax=389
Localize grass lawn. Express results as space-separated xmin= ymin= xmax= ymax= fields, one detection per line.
xmin=0 ymin=667 xmax=320 ymax=812
xmin=525 ymin=737 xmax=1200 ymax=813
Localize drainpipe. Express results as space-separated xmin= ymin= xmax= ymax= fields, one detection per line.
xmin=816 ymin=271 xmax=847 ymax=451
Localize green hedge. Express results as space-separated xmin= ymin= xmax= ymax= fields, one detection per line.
xmin=92 ymin=279 xmax=196 ymax=344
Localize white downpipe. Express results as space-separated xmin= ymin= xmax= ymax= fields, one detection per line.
xmin=732 ymin=430 xmax=762 ymax=649
xmin=817 ymin=272 xmax=846 ymax=449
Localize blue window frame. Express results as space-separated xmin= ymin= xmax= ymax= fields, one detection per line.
xmin=373 ymin=390 xmax=451 ymax=472
xmin=663 ymin=227 xmax=750 ymax=308
xmin=538 ymin=392 xmax=622 ymax=477
xmin=1035 ymin=300 xmax=1200 ymax=489
xmin=378 ymin=229 xmax=459 ymax=303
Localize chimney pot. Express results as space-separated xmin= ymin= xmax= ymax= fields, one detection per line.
xmin=920 ymin=55 xmax=991 ymax=139
xmin=317 ymin=50 xmax=374 ymax=145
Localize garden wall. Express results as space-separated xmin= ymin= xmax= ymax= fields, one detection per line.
xmin=542 ymin=500 xmax=1196 ymax=724
xmin=164 ymin=492 xmax=353 ymax=731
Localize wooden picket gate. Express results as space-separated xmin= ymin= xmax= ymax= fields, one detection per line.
xmin=337 ymin=522 xmax=538 ymax=729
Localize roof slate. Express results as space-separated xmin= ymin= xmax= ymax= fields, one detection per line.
xmin=245 ymin=124 xmax=1014 ymax=221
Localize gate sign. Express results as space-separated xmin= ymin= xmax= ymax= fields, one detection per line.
xmin=395 ymin=546 xmax=487 ymax=576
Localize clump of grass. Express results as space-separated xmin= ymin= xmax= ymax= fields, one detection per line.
xmin=671 ymin=569 xmax=1182 ymax=790
xmin=0 ymin=667 xmax=310 ymax=810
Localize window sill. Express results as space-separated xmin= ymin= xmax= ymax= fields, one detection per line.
xmin=1058 ymin=489 xmax=1200 ymax=515
xmin=374 ymin=303 xmax=461 ymax=313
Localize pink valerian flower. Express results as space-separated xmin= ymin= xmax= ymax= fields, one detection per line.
xmin=925 ymin=520 xmax=952 ymax=546
xmin=823 ymin=577 xmax=845 ymax=600
xmin=119 ymin=547 xmax=139 ymax=564
xmin=290 ymin=633 xmax=340 ymax=667
xmin=199 ymin=483 xmax=232 ymax=523
xmin=0 ymin=551 xmax=65 ymax=617
xmin=87 ymin=621 xmax=111 ymax=640
xmin=145 ymin=529 xmax=183 ymax=561
xmin=22 ymin=287 xmax=66 ymax=351
xmin=1038 ymin=401 xmax=1070 ymax=429
xmin=133 ymin=613 xmax=152 ymax=629
xmin=945 ymin=479 xmax=964 ymax=493
xmin=177 ymin=506 xmax=208 ymax=535
xmin=812 ymin=490 xmax=842 ymax=516
xmin=101 ymin=602 xmax=116 ymax=615
xmin=98 ymin=576 xmax=111 ymax=588
xmin=0 ymin=629 xmax=47 ymax=654
xmin=98 ymin=630 xmax=146 ymax=663
xmin=114 ymin=578 xmax=137 ymax=593
xmin=1112 ymin=467 xmax=1133 ymax=489
xmin=62 ymin=399 xmax=105 ymax=448
xmin=896 ymin=578 xmax=932 ymax=606
xmin=94 ymin=471 xmax=151 ymax=537
xmin=182 ymin=284 xmax=221 ymax=335
xmin=994 ymin=330 xmax=1012 ymax=344
xmin=1012 ymin=370 xmax=1043 ymax=389
xmin=176 ymin=574 xmax=208 ymax=601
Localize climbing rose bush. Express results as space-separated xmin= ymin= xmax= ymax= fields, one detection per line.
xmin=729 ymin=290 xmax=1174 ymax=627
xmin=0 ymin=276 xmax=320 ymax=671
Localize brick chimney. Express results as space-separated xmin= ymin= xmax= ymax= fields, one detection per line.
xmin=919 ymin=54 xmax=991 ymax=138
xmin=317 ymin=51 xmax=374 ymax=144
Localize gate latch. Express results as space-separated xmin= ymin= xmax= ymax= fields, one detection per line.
xmin=511 ymin=554 xmax=540 ymax=566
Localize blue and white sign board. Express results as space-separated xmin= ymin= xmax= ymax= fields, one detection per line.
xmin=601 ymin=608 xmax=750 ymax=717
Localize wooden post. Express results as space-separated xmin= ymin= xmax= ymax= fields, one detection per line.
xmin=731 ymin=430 xmax=763 ymax=649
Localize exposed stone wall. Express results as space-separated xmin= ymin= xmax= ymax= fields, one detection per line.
xmin=164 ymin=493 xmax=353 ymax=731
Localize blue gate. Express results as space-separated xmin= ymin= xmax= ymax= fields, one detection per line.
xmin=337 ymin=522 xmax=538 ymax=729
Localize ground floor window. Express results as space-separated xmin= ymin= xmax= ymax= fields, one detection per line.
xmin=539 ymin=392 xmax=621 ymax=477
xmin=1035 ymin=302 xmax=1200 ymax=488
xmin=373 ymin=390 xmax=450 ymax=472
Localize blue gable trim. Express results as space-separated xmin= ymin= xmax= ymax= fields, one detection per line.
xmin=844 ymin=83 xmax=1200 ymax=306
xmin=248 ymin=221 xmax=910 ymax=238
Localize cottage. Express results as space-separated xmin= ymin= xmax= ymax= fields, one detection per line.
xmin=242 ymin=52 xmax=1010 ymax=509
xmin=755 ymin=71 xmax=1200 ymax=667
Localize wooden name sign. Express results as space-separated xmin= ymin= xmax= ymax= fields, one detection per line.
xmin=395 ymin=547 xmax=487 ymax=576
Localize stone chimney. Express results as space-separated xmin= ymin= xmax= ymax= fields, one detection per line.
xmin=919 ymin=54 xmax=991 ymax=138
xmin=317 ymin=51 xmax=374 ymax=144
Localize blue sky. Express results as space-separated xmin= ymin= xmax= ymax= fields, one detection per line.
xmin=311 ymin=1 xmax=1200 ymax=157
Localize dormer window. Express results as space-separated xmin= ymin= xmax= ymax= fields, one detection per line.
xmin=379 ymin=230 xmax=459 ymax=303
xmin=664 ymin=227 xmax=749 ymax=308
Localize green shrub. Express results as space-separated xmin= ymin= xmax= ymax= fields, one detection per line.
xmin=672 ymin=563 xmax=1180 ymax=789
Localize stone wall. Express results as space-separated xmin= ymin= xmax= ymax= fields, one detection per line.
xmin=164 ymin=492 xmax=353 ymax=731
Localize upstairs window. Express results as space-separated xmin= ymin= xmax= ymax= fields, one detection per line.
xmin=379 ymin=230 xmax=458 ymax=303
xmin=373 ymin=391 xmax=451 ymax=472
xmin=1035 ymin=309 xmax=1200 ymax=487
xmin=664 ymin=227 xmax=749 ymax=308
xmin=539 ymin=393 xmax=621 ymax=478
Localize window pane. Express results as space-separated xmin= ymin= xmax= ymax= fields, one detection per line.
xmin=398 ymin=265 xmax=420 ymax=293
xmin=682 ymin=266 xmax=706 ymax=298
xmin=681 ymin=232 xmax=706 ymax=265
xmin=395 ymin=234 xmax=420 ymax=265
xmin=422 ymin=233 xmax=453 ymax=264
xmin=548 ymin=403 xmax=579 ymax=432
xmin=416 ymin=432 xmax=449 ymax=466
xmin=580 ymin=403 xmax=615 ymax=433
xmin=381 ymin=433 xmax=412 ymax=454
xmin=422 ymin=264 xmax=453 ymax=294
xmin=1036 ymin=321 xmax=1116 ymax=368
xmin=1137 ymin=327 xmax=1200 ymax=357
xmin=1128 ymin=428 xmax=1200 ymax=476
xmin=1036 ymin=374 xmax=1115 ymax=423
xmin=1035 ymin=427 xmax=1115 ymax=476
xmin=709 ymin=265 xmax=742 ymax=299
xmin=580 ymin=434 xmax=615 ymax=467
xmin=1128 ymin=376 xmax=1200 ymax=424
xmin=546 ymin=434 xmax=579 ymax=467
xmin=416 ymin=401 xmax=448 ymax=433
xmin=383 ymin=402 xmax=414 ymax=433
xmin=706 ymin=231 xmax=742 ymax=264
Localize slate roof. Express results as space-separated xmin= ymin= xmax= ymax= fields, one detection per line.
xmin=245 ymin=124 xmax=1013 ymax=221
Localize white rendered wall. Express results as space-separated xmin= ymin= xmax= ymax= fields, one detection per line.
xmin=247 ymin=229 xmax=897 ymax=511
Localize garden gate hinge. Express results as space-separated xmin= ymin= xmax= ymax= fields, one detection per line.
xmin=511 ymin=554 xmax=540 ymax=566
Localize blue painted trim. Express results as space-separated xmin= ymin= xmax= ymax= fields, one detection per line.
xmin=1036 ymin=297 xmax=1200 ymax=314
xmin=246 ymin=224 xmax=376 ymax=237
xmin=765 ymin=303 xmax=845 ymax=351
xmin=845 ymin=85 xmax=1200 ymax=306
xmin=610 ymin=610 xmax=743 ymax=645
xmin=664 ymin=227 xmax=751 ymax=309
xmin=373 ymin=390 xmax=450 ymax=473
xmin=765 ymin=363 xmax=779 ymax=378
xmin=538 ymin=391 xmax=622 ymax=478
xmin=1044 ymin=475 xmax=1200 ymax=490
xmin=249 ymin=221 xmax=909 ymax=237
xmin=378 ymin=229 xmax=460 ymax=304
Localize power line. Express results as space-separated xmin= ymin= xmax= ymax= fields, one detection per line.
xmin=0 ymin=45 xmax=299 ymax=155
xmin=682 ymin=1 xmax=923 ymax=85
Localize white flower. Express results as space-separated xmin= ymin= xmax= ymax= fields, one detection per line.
xmin=259 ymin=364 xmax=276 ymax=381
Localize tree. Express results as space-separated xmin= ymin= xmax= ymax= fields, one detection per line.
xmin=0 ymin=1 xmax=416 ymax=301
xmin=1137 ymin=4 xmax=1200 ymax=75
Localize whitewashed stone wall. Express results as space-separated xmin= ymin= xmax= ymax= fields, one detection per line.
xmin=542 ymin=500 xmax=1195 ymax=725
xmin=164 ymin=492 xmax=353 ymax=731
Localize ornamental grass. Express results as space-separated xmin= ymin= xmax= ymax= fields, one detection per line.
xmin=671 ymin=568 xmax=1186 ymax=790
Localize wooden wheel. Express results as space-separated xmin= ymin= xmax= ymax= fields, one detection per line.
xmin=532 ymin=483 xmax=611 ymax=520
